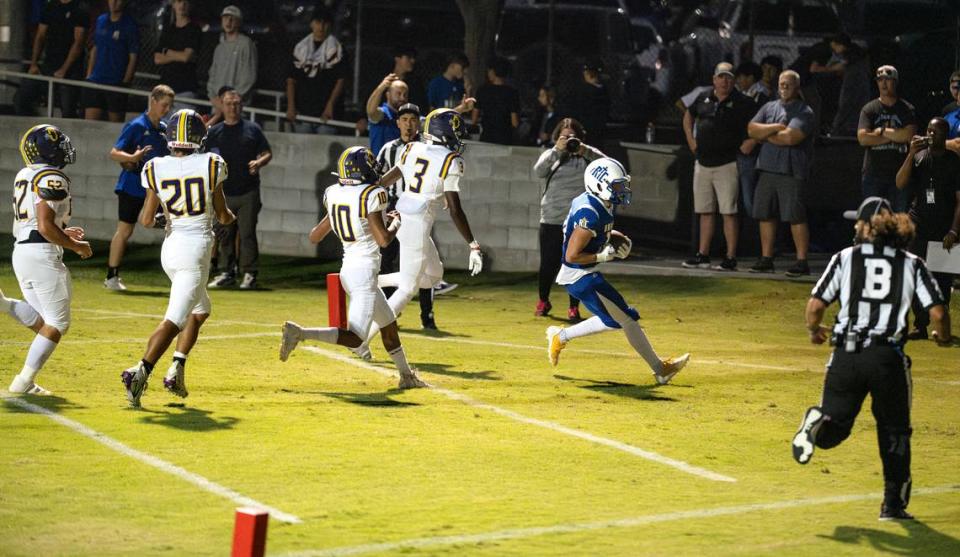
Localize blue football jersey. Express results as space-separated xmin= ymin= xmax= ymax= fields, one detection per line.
xmin=561 ymin=192 xmax=614 ymax=269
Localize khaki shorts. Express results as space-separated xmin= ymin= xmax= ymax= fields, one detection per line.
xmin=693 ymin=161 xmax=739 ymax=215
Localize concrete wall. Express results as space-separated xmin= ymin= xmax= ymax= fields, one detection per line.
xmin=0 ymin=116 xmax=546 ymax=271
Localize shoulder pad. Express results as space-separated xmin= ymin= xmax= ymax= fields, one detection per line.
xmin=33 ymin=169 xmax=69 ymax=201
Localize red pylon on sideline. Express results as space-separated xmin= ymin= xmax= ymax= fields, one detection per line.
xmin=231 ymin=507 xmax=269 ymax=557
xmin=327 ymin=273 xmax=347 ymax=329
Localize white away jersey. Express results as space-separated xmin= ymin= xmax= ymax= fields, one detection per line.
xmin=142 ymin=152 xmax=226 ymax=235
xmin=396 ymin=141 xmax=462 ymax=221
xmin=323 ymin=182 xmax=389 ymax=264
xmin=11 ymin=164 xmax=72 ymax=242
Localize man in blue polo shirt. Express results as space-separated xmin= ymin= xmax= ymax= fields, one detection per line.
xmin=104 ymin=85 xmax=174 ymax=291
xmin=83 ymin=0 xmax=139 ymax=122
xmin=365 ymin=73 xmax=409 ymax=156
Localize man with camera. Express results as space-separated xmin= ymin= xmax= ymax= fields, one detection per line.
xmin=533 ymin=118 xmax=605 ymax=321
xmin=895 ymin=117 xmax=960 ymax=340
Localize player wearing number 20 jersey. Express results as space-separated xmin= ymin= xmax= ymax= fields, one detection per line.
xmin=121 ymin=110 xmax=235 ymax=408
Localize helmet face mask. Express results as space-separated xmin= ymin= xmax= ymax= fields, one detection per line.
xmin=424 ymin=108 xmax=467 ymax=154
xmin=20 ymin=124 xmax=76 ymax=168
xmin=337 ymin=146 xmax=381 ymax=185
xmin=584 ymin=158 xmax=632 ymax=206
xmin=165 ymin=109 xmax=206 ymax=151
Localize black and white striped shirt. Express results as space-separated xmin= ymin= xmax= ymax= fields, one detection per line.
xmin=812 ymin=243 xmax=945 ymax=344
xmin=376 ymin=135 xmax=419 ymax=202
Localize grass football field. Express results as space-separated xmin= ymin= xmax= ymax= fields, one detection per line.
xmin=1 ymin=242 xmax=958 ymax=556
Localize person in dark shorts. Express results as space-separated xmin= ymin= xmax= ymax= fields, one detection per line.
xmin=83 ymin=0 xmax=139 ymax=122
xmin=793 ymin=196 xmax=951 ymax=521
xmin=105 ymin=85 xmax=174 ymax=291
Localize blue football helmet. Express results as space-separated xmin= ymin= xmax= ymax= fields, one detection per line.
xmin=166 ymin=109 xmax=206 ymax=150
xmin=423 ymin=108 xmax=467 ymax=154
xmin=19 ymin=124 xmax=76 ymax=168
xmin=336 ymin=146 xmax=381 ymax=185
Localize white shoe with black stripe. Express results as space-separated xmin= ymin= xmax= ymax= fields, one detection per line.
xmin=792 ymin=406 xmax=825 ymax=464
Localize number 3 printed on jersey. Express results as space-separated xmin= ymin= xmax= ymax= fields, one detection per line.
xmin=160 ymin=177 xmax=207 ymax=216
xmin=409 ymin=158 xmax=430 ymax=193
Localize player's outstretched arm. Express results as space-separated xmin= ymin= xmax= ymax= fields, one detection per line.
xmin=36 ymin=201 xmax=91 ymax=259
xmin=309 ymin=216 xmax=332 ymax=244
xmin=368 ymin=211 xmax=397 ymax=248
xmin=213 ymin=184 xmax=236 ymax=226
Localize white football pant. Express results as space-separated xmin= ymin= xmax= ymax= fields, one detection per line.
xmin=12 ymin=243 xmax=72 ymax=334
xmin=161 ymin=235 xmax=213 ymax=330
xmin=341 ymin=262 xmax=397 ymax=338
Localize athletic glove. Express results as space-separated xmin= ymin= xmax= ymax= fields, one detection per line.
xmin=468 ymin=241 xmax=483 ymax=276
xmin=387 ymin=211 xmax=402 ymax=232
xmin=152 ymin=212 xmax=167 ymax=229
xmin=614 ymin=236 xmax=633 ymax=259
xmin=596 ymin=244 xmax=617 ymax=263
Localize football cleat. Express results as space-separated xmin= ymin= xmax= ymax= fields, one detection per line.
xmin=433 ymin=281 xmax=459 ymax=296
xmin=398 ymin=368 xmax=428 ymax=389
xmin=207 ymin=272 xmax=236 ymax=288
xmin=792 ymin=406 xmax=825 ymax=465
xmin=546 ymin=326 xmax=566 ymax=367
xmin=121 ymin=362 xmax=150 ymax=408
xmin=103 ymin=276 xmax=127 ymax=291
xmin=8 ymin=375 xmax=52 ymax=395
xmin=163 ymin=361 xmax=188 ymax=398
xmin=279 ymin=321 xmax=301 ymax=362
xmin=655 ymin=353 xmax=689 ymax=385
xmin=350 ymin=343 xmax=372 ymax=361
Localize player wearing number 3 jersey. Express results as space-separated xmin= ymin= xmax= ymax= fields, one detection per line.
xmin=121 ymin=110 xmax=236 ymax=408
xmin=278 ymin=146 xmax=427 ymax=389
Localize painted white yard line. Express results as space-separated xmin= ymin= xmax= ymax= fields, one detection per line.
xmin=76 ymin=308 xmax=273 ymax=328
xmin=0 ymin=331 xmax=280 ymax=347
xmin=0 ymin=394 xmax=302 ymax=524
xmin=277 ymin=484 xmax=960 ymax=557
xmin=301 ymin=346 xmax=736 ymax=483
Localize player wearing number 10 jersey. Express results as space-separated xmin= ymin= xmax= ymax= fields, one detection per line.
xmin=279 ymin=146 xmax=427 ymax=389
xmin=121 ymin=109 xmax=236 ymax=408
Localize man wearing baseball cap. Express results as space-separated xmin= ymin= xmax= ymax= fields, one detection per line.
xmin=857 ymin=65 xmax=918 ymax=211
xmin=206 ymin=5 xmax=257 ymax=126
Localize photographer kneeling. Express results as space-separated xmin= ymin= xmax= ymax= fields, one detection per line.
xmin=533 ymin=118 xmax=606 ymax=322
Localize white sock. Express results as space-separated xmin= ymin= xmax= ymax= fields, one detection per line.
xmin=387 ymin=346 xmax=412 ymax=374
xmin=2 ymin=294 xmax=41 ymax=328
xmin=596 ymin=293 xmax=663 ymax=373
xmin=560 ymin=316 xmax=613 ymax=343
xmin=19 ymin=334 xmax=58 ymax=383
xmin=299 ymin=326 xmax=339 ymax=344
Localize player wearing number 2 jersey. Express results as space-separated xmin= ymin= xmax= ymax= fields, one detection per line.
xmin=793 ymin=197 xmax=952 ymax=521
xmin=121 ymin=109 xmax=235 ymax=408
xmin=278 ymin=146 xmax=426 ymax=389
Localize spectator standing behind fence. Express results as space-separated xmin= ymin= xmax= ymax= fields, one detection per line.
xmin=391 ymin=45 xmax=426 ymax=109
xmin=810 ymin=33 xmax=870 ymax=137
xmin=153 ymin=0 xmax=201 ymax=113
xmin=735 ymin=62 xmax=766 ymax=217
xmin=104 ymin=85 xmax=174 ymax=291
xmin=206 ymin=5 xmax=257 ymax=127
xmin=747 ymin=70 xmax=816 ymax=277
xmin=533 ymin=118 xmax=604 ymax=322
xmin=206 ymin=88 xmax=272 ymax=290
xmin=736 ymin=61 xmax=769 ymax=105
xmin=83 ymin=0 xmax=138 ymax=123
xmin=857 ymin=65 xmax=918 ymax=212
xmin=14 ymin=0 xmax=88 ymax=118
xmin=759 ymin=55 xmax=782 ymax=100
xmin=472 ymin=57 xmax=520 ymax=145
xmin=895 ymin=118 xmax=960 ymax=340
xmin=532 ymin=84 xmax=561 ymax=147
xmin=427 ymin=52 xmax=469 ymax=111
xmin=682 ymin=62 xmax=756 ymax=272
xmin=567 ymin=61 xmax=610 ymax=145
xmin=366 ymin=74 xmax=409 ymax=156
xmin=942 ymin=72 xmax=960 ymax=149
xmin=285 ymin=7 xmax=346 ymax=135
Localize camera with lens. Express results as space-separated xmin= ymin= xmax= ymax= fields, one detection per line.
xmin=565 ymin=137 xmax=581 ymax=153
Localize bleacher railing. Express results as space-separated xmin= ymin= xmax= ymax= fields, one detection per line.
xmin=0 ymin=69 xmax=359 ymax=135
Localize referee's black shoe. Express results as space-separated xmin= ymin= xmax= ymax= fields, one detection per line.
xmin=879 ymin=505 xmax=915 ymax=521
xmin=792 ymin=406 xmax=825 ymax=464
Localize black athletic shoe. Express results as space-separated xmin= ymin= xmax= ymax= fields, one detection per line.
xmin=749 ymin=257 xmax=775 ymax=273
xmin=682 ymin=253 xmax=711 ymax=269
xmin=421 ymin=316 xmax=437 ymax=330
xmin=879 ymin=505 xmax=915 ymax=521
xmin=785 ymin=260 xmax=811 ymax=278
xmin=792 ymin=406 xmax=825 ymax=464
xmin=713 ymin=257 xmax=737 ymax=271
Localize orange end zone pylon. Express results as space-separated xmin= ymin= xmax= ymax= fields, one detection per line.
xmin=231 ymin=507 xmax=269 ymax=557
xmin=327 ymin=273 xmax=347 ymax=329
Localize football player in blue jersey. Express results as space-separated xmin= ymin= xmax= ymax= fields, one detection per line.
xmin=547 ymin=157 xmax=690 ymax=384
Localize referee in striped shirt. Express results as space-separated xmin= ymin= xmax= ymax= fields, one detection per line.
xmin=792 ymin=196 xmax=952 ymax=521
xmin=376 ymin=103 xmax=451 ymax=329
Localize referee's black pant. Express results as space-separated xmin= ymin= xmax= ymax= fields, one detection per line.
xmin=816 ymin=345 xmax=913 ymax=510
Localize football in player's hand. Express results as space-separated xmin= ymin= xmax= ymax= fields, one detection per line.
xmin=608 ymin=233 xmax=632 ymax=258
